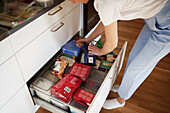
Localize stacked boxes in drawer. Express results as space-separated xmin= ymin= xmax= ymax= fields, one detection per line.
xmin=51 ymin=75 xmax=82 ymax=103
xmin=69 ymin=63 xmax=91 ymax=81
xmin=73 ymin=88 xmax=95 ymax=107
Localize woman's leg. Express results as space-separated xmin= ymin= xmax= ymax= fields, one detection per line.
xmin=118 ymin=34 xmax=170 ymax=100
xmin=118 ymin=0 xmax=170 ymax=100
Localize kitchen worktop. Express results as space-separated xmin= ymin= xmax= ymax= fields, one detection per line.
xmin=0 ymin=0 xmax=64 ymax=42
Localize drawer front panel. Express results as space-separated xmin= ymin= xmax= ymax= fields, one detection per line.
xmin=0 ymin=38 xmax=14 ymax=65
xmin=87 ymin=42 xmax=127 ymax=113
xmin=9 ymin=1 xmax=80 ymax=53
xmin=0 ymin=56 xmax=24 ymax=108
xmin=16 ymin=5 xmax=81 ymax=82
xmin=33 ymin=97 xmax=68 ymax=113
xmin=0 ymin=85 xmax=34 ymax=113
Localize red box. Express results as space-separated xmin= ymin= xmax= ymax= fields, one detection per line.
xmin=51 ymin=75 xmax=82 ymax=103
xmin=69 ymin=63 xmax=91 ymax=81
xmin=73 ymin=88 xmax=95 ymax=107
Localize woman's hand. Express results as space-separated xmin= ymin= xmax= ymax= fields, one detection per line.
xmin=88 ymin=45 xmax=102 ymax=56
xmin=70 ymin=0 xmax=89 ymax=4
xmin=75 ymin=38 xmax=91 ymax=45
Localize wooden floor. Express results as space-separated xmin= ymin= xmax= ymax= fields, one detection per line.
xmin=36 ymin=19 xmax=170 ymax=113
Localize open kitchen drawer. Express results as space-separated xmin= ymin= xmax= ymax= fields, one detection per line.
xmin=27 ymin=28 xmax=127 ymax=113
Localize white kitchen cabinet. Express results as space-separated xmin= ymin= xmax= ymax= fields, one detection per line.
xmin=0 ymin=85 xmax=34 ymax=113
xmin=16 ymin=5 xmax=81 ymax=82
xmin=0 ymin=56 xmax=25 ymax=108
xmin=9 ymin=0 xmax=80 ymax=53
xmin=0 ymin=38 xmax=14 ymax=65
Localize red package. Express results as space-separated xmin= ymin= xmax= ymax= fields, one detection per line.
xmin=73 ymin=88 xmax=95 ymax=107
xmin=69 ymin=63 xmax=91 ymax=81
xmin=51 ymin=75 xmax=82 ymax=103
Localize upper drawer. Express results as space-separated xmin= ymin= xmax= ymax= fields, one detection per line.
xmin=16 ymin=5 xmax=81 ymax=82
xmin=0 ymin=38 xmax=14 ymax=65
xmin=9 ymin=1 xmax=80 ymax=53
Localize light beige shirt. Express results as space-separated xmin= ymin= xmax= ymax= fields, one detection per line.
xmin=94 ymin=0 xmax=168 ymax=26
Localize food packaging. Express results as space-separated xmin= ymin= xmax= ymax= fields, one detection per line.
xmin=107 ymin=55 xmax=116 ymax=62
xmin=51 ymin=58 xmax=68 ymax=79
xmin=60 ymin=56 xmax=75 ymax=67
xmin=62 ymin=40 xmax=84 ymax=57
xmin=80 ymin=45 xmax=96 ymax=65
xmin=73 ymin=88 xmax=95 ymax=107
xmin=0 ymin=4 xmax=42 ymax=28
xmin=69 ymin=63 xmax=91 ymax=81
xmin=89 ymin=69 xmax=107 ymax=82
xmin=42 ymin=71 xmax=59 ymax=83
xmin=84 ymin=78 xmax=102 ymax=92
xmin=51 ymin=75 xmax=82 ymax=103
xmin=32 ymin=77 xmax=54 ymax=102
xmin=99 ymin=60 xmax=113 ymax=70
xmin=93 ymin=60 xmax=101 ymax=69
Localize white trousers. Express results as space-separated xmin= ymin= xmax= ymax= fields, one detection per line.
xmin=118 ymin=0 xmax=170 ymax=100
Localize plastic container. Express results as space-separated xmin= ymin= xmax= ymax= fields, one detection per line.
xmin=84 ymin=78 xmax=102 ymax=92
xmin=60 ymin=56 xmax=75 ymax=67
xmin=51 ymin=96 xmax=70 ymax=111
xmin=89 ymin=69 xmax=107 ymax=83
xmin=32 ymin=77 xmax=54 ymax=102
xmin=42 ymin=71 xmax=59 ymax=83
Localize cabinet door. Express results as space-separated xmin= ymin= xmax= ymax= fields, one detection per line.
xmin=0 ymin=38 xmax=14 ymax=65
xmin=86 ymin=42 xmax=127 ymax=113
xmin=9 ymin=1 xmax=80 ymax=53
xmin=0 ymin=85 xmax=34 ymax=113
xmin=0 ymin=56 xmax=25 ymax=108
xmin=16 ymin=5 xmax=81 ymax=82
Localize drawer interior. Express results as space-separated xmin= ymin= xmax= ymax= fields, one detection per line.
xmin=27 ymin=36 xmax=124 ymax=113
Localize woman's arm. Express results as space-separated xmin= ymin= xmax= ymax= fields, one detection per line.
xmin=87 ymin=22 xmax=105 ymax=42
xmin=76 ymin=22 xmax=105 ymax=44
xmin=70 ymin=0 xmax=89 ymax=4
xmin=88 ymin=21 xmax=118 ymax=55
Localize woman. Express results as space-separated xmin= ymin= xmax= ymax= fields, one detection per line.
xmin=71 ymin=0 xmax=170 ymax=109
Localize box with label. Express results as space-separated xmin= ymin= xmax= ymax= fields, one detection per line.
xmin=69 ymin=63 xmax=91 ymax=81
xmin=51 ymin=75 xmax=82 ymax=103
xmin=73 ymin=88 xmax=95 ymax=107
xmin=62 ymin=40 xmax=84 ymax=57
xmin=80 ymin=45 xmax=96 ymax=65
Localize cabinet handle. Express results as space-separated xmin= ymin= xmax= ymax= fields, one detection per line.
xmin=51 ymin=22 xmax=64 ymax=32
xmin=109 ymin=66 xmax=118 ymax=79
xmin=48 ymin=6 xmax=63 ymax=16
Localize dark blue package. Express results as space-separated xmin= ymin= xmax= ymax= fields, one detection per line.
xmin=62 ymin=40 xmax=84 ymax=57
xmin=80 ymin=45 xmax=96 ymax=65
